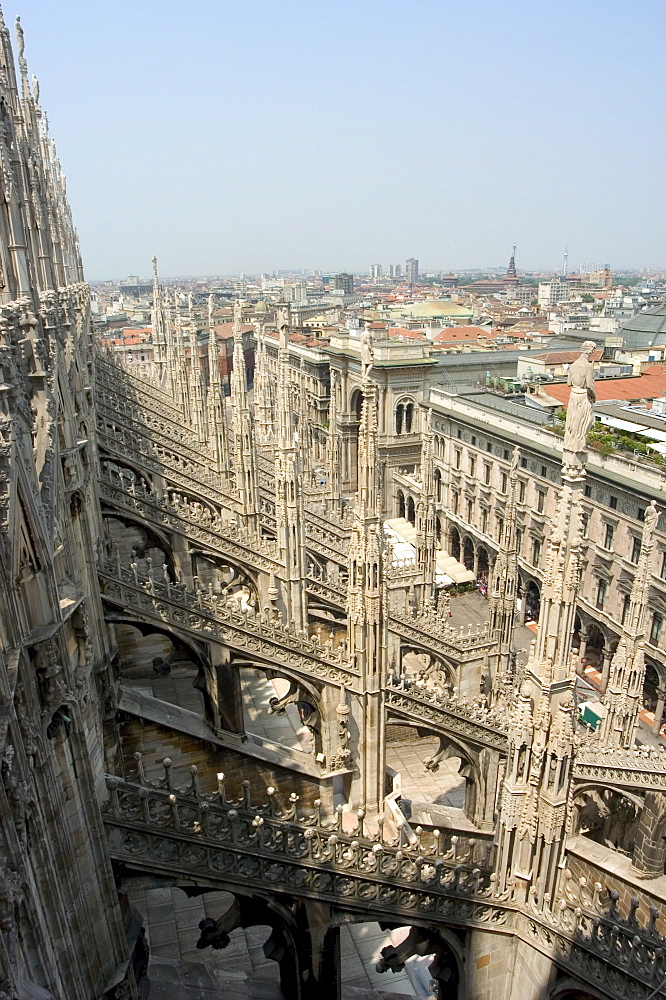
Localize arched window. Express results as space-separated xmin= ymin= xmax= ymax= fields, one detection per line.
xmin=397 ymin=489 xmax=405 ymax=519
xmin=395 ymin=397 xmax=416 ymax=435
xmin=350 ymin=389 xmax=363 ymax=421
xmin=434 ymin=468 xmax=442 ymax=502
xmin=407 ymin=496 xmax=415 ymax=525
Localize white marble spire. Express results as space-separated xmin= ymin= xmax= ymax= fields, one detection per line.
xmin=601 ymin=501 xmax=659 ymax=747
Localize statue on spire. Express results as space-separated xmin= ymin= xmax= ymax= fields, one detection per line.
xmin=562 ymin=341 xmax=596 ymax=472
xmin=360 ymin=326 xmax=374 ymax=379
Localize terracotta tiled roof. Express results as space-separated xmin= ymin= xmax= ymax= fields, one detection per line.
xmin=432 ymin=325 xmax=489 ymax=342
xmin=214 ymin=322 xmax=254 ymax=340
xmin=388 ymin=327 xmax=427 ymax=340
xmin=531 ymin=349 xmax=603 ymax=364
xmin=547 ymin=365 xmax=666 ymax=406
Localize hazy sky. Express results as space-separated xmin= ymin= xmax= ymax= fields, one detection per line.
xmin=11 ymin=0 xmax=666 ymax=279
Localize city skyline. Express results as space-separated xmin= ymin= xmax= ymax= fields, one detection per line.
xmin=13 ymin=0 xmax=666 ymax=279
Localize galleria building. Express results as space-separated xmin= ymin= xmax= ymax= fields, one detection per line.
xmin=2 ymin=15 xmax=666 ymax=1000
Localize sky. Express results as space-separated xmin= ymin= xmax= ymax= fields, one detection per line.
xmin=10 ymin=0 xmax=666 ymax=279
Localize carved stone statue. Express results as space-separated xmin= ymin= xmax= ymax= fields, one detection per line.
xmin=563 ymin=341 xmax=596 ymax=465
xmin=360 ymin=327 xmax=374 ymax=378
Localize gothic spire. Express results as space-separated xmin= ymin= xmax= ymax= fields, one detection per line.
xmin=229 ymin=298 xmax=259 ymax=528
xmin=415 ymin=406 xmax=436 ymax=603
xmin=346 ymin=374 xmax=387 ymax=811
xmin=326 ymin=370 xmax=342 ymax=510
xmin=252 ymin=323 xmax=274 ymax=446
xmin=489 ymin=448 xmax=520 ymax=704
xmin=496 ymin=394 xmax=590 ymax=903
xmin=600 ymin=501 xmax=659 ymax=747
xmin=151 ymin=255 xmax=167 ymax=378
xmin=187 ymin=292 xmax=206 ymax=442
xmin=273 ymin=305 xmax=307 ymax=629
xmin=205 ymin=293 xmax=229 ymax=475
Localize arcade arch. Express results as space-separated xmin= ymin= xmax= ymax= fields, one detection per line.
xmin=113 ymin=623 xmax=209 ymax=717
xmin=572 ymin=786 xmax=642 ymax=856
xmin=395 ymin=397 xmax=416 ymax=435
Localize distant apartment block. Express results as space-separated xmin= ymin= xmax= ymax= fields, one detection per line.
xmin=538 ymin=278 xmax=569 ymax=307
xmin=405 ymin=257 xmax=419 ymax=282
xmin=334 ymin=272 xmax=354 ymax=295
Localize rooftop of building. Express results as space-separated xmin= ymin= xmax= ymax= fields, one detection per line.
xmin=448 ymin=387 xmax=556 ymax=425
xmin=526 ymin=349 xmax=605 ymax=365
xmin=394 ymin=300 xmax=472 ymax=318
xmin=214 ymin=322 xmax=255 ymax=340
xmin=546 ymin=364 xmax=666 ymax=406
xmin=431 ymin=325 xmax=490 ymax=343
xmin=618 ymin=299 xmax=666 ymax=349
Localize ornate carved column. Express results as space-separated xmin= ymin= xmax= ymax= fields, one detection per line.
xmin=651 ymin=686 xmax=666 ymax=736
xmin=274 ymin=306 xmax=307 ymax=629
xmin=346 ymin=378 xmax=387 ymax=813
xmin=489 ymin=448 xmax=520 ymax=708
xmin=577 ymin=624 xmax=589 ymax=664
xmin=187 ymin=292 xmax=206 ymax=443
xmin=206 ymin=293 xmax=230 ymax=477
xmin=415 ymin=407 xmax=436 ymax=604
xmin=326 ymin=370 xmax=342 ymax=512
xmin=496 ymin=387 xmax=590 ymax=905
xmin=252 ymin=323 xmax=274 ymax=446
xmin=229 ymin=299 xmax=259 ymax=532
xmin=600 ymin=502 xmax=658 ymax=747
xmin=151 ymin=255 xmax=167 ymax=383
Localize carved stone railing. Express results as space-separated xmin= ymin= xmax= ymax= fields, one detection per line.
xmin=100 ymin=461 xmax=348 ymax=582
xmin=385 ymin=682 xmax=509 ymax=752
xmin=96 ymin=415 xmax=228 ymax=499
xmin=97 ymin=358 xmax=352 ymax=566
xmin=96 ymin=356 xmax=187 ymax=424
xmin=520 ymin=866 xmax=666 ymax=1000
xmin=103 ymin=757 xmax=499 ymax=925
xmin=306 ymin=574 xmax=347 ymax=607
xmin=95 ymin=420 xmax=242 ymax=522
xmin=98 ymin=557 xmax=356 ymax=686
xmin=97 ymin=389 xmax=211 ymax=466
xmin=96 ymin=401 xmax=216 ymax=478
xmin=103 ymin=759 xmax=666 ymax=1000
xmin=573 ymin=743 xmax=666 ymax=792
xmin=259 ymin=508 xmax=348 ymax=565
xmin=389 ymin=608 xmax=494 ymax=662
xmin=99 ymin=471 xmax=281 ymax=573
xmin=301 ymin=502 xmax=351 ymax=545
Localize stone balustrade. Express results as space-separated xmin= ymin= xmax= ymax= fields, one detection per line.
xmin=573 ymin=742 xmax=666 ymax=793
xmin=103 ymin=755 xmax=498 ymax=925
xmin=98 ymin=556 xmax=357 ymax=686
xmin=385 ymin=679 xmax=509 ymax=752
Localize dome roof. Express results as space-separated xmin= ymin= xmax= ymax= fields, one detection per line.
xmin=254 ymin=300 xmax=269 ymax=313
xmin=402 ymin=300 xmax=471 ymax=318
xmin=618 ymin=300 xmax=666 ymax=349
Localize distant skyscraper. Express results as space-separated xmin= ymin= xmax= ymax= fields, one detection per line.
xmin=334 ymin=272 xmax=354 ymax=295
xmin=370 ymin=264 xmax=383 ymax=279
xmin=394 ymin=264 xmax=402 ymax=278
xmin=405 ymin=258 xmax=419 ymax=282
